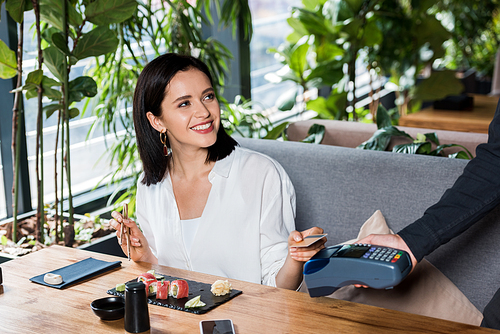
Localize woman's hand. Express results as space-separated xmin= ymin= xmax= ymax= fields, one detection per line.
xmin=276 ymin=227 xmax=327 ymax=290
xmin=109 ymin=211 xmax=157 ymax=263
xmin=288 ymin=227 xmax=327 ymax=262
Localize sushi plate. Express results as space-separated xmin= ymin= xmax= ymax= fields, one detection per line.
xmin=107 ymin=273 xmax=242 ymax=314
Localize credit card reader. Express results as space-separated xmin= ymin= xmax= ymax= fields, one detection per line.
xmin=304 ymin=244 xmax=412 ymax=297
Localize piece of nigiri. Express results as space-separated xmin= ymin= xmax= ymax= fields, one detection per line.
xmin=169 ymin=279 xmax=189 ymax=299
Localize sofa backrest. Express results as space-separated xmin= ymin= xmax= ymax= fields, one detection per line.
xmin=237 ymin=137 xmax=500 ymax=312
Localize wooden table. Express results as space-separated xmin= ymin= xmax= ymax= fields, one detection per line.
xmin=399 ymin=94 xmax=499 ymax=133
xmin=0 ymin=246 xmax=496 ymax=334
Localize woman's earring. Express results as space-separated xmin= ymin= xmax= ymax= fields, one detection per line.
xmin=159 ymin=130 xmax=172 ymax=157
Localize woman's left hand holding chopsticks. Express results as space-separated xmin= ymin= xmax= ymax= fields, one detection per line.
xmin=110 ymin=210 xmax=158 ymax=264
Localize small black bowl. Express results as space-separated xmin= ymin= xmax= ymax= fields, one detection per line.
xmin=91 ymin=296 xmax=125 ymax=321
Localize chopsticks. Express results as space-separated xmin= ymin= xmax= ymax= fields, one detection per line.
xmin=120 ymin=203 xmax=131 ymax=261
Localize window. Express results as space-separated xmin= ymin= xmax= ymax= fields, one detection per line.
xmin=249 ymin=0 xmax=302 ymax=109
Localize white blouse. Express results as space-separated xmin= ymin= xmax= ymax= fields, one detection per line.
xmin=136 ymin=146 xmax=296 ymax=287
xmin=180 ymin=217 xmax=201 ymax=253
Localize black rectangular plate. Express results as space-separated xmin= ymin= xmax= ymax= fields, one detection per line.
xmin=31 ymin=257 xmax=121 ymax=289
xmin=107 ymin=274 xmax=242 ymax=314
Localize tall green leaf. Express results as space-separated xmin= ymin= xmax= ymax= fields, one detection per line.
xmin=448 ymin=151 xmax=471 ymax=160
xmin=376 ymin=104 xmax=392 ymax=129
xmin=40 ymin=0 xmax=83 ymax=30
xmin=289 ymin=38 xmax=310 ymax=76
xmin=26 ymin=69 xmax=43 ymax=85
xmin=51 ymin=32 xmax=72 ymax=57
xmin=85 ymin=0 xmax=138 ymax=25
xmin=5 ymin=0 xmax=32 ymax=23
xmin=358 ymin=126 xmax=412 ymax=151
xmin=73 ymin=26 xmax=119 ymax=60
xmin=275 ymin=87 xmax=298 ymax=111
xmin=393 ymin=142 xmax=430 ymax=154
xmin=264 ymin=122 xmax=290 ymax=140
xmin=0 ymin=39 xmax=17 ymax=79
xmin=43 ymin=46 xmax=65 ymax=81
xmin=301 ymin=123 xmax=325 ymax=144
xmin=307 ymin=91 xmax=348 ymax=120
xmin=424 ymin=133 xmax=440 ymax=145
xmin=68 ymin=76 xmax=97 ymax=104
xmin=43 ymin=103 xmax=63 ymax=119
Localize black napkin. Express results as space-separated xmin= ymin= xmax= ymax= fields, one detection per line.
xmin=30 ymin=257 xmax=121 ymax=289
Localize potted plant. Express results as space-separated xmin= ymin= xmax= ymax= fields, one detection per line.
xmin=267 ymin=0 xmax=466 ymax=123
xmin=0 ymin=0 xmax=136 ymax=249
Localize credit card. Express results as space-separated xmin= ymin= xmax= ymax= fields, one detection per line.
xmin=293 ymin=234 xmax=327 ymax=248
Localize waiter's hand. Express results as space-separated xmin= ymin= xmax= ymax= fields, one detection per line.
xmin=354 ymin=233 xmax=417 ymax=288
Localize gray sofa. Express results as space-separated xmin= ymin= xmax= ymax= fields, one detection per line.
xmin=237 ymin=137 xmax=500 ymax=313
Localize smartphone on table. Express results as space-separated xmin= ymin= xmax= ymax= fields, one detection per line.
xmin=199 ymin=319 xmax=235 ymax=334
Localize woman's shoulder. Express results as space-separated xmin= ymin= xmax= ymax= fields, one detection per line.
xmin=233 ymin=146 xmax=290 ymax=178
xmin=231 ymin=146 xmax=295 ymax=200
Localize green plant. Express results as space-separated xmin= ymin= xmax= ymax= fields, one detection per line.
xmin=222 ymin=95 xmax=278 ymax=139
xmin=358 ymin=104 xmax=473 ymax=159
xmin=298 ymin=123 xmax=325 ymax=144
xmin=265 ymin=1 xmax=346 ymax=117
xmin=0 ymin=0 xmax=136 ymax=245
xmin=436 ymin=0 xmax=500 ymax=78
xmin=366 ymin=0 xmax=464 ymax=116
xmin=268 ymin=0 xmax=466 ymax=121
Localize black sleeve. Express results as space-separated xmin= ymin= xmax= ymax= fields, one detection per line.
xmin=398 ymin=97 xmax=500 ymax=262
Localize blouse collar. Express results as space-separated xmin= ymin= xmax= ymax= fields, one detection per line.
xmin=210 ymin=147 xmax=237 ymax=179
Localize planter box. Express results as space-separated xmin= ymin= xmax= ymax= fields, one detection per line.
xmin=1 ymin=210 xmax=127 ymax=260
xmin=286 ymin=119 xmax=488 ymax=157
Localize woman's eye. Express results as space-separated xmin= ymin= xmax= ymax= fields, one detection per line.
xmin=178 ymin=101 xmax=190 ymax=108
xmin=204 ymin=93 xmax=215 ymax=101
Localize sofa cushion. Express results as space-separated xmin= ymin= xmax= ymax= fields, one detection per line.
xmin=329 ymin=210 xmax=483 ymax=326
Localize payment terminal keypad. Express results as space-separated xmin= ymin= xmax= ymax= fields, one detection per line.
xmin=360 ymin=245 xmax=405 ymax=263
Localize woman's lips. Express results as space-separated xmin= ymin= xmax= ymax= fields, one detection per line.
xmin=190 ymin=121 xmax=214 ymax=133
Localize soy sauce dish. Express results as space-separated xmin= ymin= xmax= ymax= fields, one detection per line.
xmin=91 ymin=296 xmax=125 ymax=321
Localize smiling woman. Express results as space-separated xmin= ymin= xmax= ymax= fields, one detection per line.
xmin=108 ymin=53 xmax=327 ymax=291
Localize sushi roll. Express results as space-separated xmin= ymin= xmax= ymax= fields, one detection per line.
xmin=156 ymin=280 xmax=170 ymax=300
xmin=169 ymin=279 xmax=189 ymax=299
xmin=138 ymin=272 xmax=157 ymax=296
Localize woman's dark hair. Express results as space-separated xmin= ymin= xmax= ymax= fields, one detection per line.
xmin=133 ymin=53 xmax=238 ymax=185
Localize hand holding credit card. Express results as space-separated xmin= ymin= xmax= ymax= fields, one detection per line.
xmin=292 ymin=234 xmax=327 ymax=247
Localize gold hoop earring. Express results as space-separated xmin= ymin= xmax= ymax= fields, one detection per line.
xmin=159 ymin=130 xmax=172 ymax=157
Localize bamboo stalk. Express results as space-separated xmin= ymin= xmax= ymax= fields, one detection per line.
xmin=32 ymin=0 xmax=45 ymax=243
xmin=11 ymin=20 xmax=24 ymax=244
xmin=62 ymin=0 xmax=74 ymax=228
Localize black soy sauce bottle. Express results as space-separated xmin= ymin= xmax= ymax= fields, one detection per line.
xmin=124 ymin=281 xmax=150 ymax=333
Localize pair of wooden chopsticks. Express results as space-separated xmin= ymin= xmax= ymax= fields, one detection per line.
xmin=119 ymin=203 xmax=131 ymax=261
